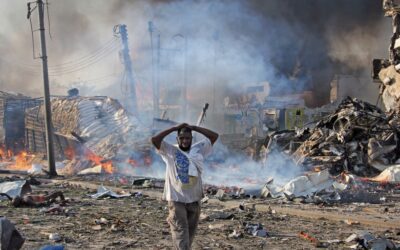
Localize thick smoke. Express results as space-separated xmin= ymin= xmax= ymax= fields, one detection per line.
xmin=0 ymin=0 xmax=389 ymax=105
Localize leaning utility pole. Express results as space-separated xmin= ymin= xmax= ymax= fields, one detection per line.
xmin=148 ymin=21 xmax=160 ymax=118
xmin=115 ymin=24 xmax=138 ymax=114
xmin=37 ymin=0 xmax=57 ymax=176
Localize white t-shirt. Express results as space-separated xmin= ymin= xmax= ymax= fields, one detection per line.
xmin=157 ymin=138 xmax=212 ymax=203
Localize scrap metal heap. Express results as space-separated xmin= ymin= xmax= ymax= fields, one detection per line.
xmin=374 ymin=0 xmax=400 ymax=111
xmin=266 ymin=97 xmax=400 ymax=177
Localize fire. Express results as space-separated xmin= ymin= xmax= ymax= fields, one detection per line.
xmin=84 ymin=149 xmax=114 ymax=174
xmin=127 ymin=158 xmax=139 ymax=167
xmin=0 ymin=147 xmax=13 ymax=159
xmin=144 ymin=155 xmax=152 ymax=166
xmin=313 ymin=166 xmax=321 ymax=172
xmin=9 ymin=150 xmax=35 ymax=170
xmin=0 ymin=147 xmax=4 ymax=159
xmin=64 ymin=146 xmax=75 ymax=160
xmin=102 ymin=160 xmax=113 ymax=174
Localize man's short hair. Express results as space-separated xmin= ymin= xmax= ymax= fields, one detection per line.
xmin=177 ymin=127 xmax=192 ymax=136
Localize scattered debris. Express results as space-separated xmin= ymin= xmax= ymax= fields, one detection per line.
xmin=90 ymin=185 xmax=131 ymax=199
xmin=0 ymin=217 xmax=25 ymax=250
xmin=228 ymin=230 xmax=243 ymax=239
xmin=208 ymin=211 xmax=234 ymax=220
xmin=298 ymin=231 xmax=327 ymax=248
xmin=345 ymin=231 xmax=398 ymax=250
xmin=0 ymin=180 xmax=31 ymax=200
xmin=244 ymin=222 xmax=269 ymax=237
xmin=368 ymin=165 xmax=400 ymax=183
xmin=49 ymin=233 xmax=62 ymax=242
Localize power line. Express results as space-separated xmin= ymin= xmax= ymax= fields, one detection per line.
xmin=48 ymin=37 xmax=118 ymax=68
xmin=48 ymin=43 xmax=121 ymax=76
xmin=0 ymin=37 xmax=119 ymax=71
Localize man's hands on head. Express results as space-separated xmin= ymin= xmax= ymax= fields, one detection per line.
xmin=174 ymin=123 xmax=192 ymax=131
xmin=175 ymin=123 xmax=196 ymax=131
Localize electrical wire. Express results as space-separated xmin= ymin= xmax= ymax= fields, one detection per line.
xmin=47 ymin=43 xmax=121 ymax=76
xmin=48 ymin=37 xmax=118 ymax=68
xmin=0 ymin=37 xmax=119 ymax=72
xmin=0 ymin=41 xmax=121 ymax=76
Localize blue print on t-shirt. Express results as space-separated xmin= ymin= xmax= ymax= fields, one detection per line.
xmin=175 ymin=150 xmax=189 ymax=184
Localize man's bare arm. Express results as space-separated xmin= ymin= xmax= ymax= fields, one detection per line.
xmin=190 ymin=125 xmax=219 ymax=145
xmin=151 ymin=123 xmax=187 ymax=150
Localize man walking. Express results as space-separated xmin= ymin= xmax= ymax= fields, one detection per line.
xmin=151 ymin=123 xmax=218 ymax=250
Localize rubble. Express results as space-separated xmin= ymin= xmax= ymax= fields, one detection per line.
xmin=0 ymin=180 xmax=31 ymax=200
xmin=244 ymin=222 xmax=269 ymax=237
xmin=89 ymin=185 xmax=131 ymax=199
xmin=266 ymin=97 xmax=400 ymax=177
xmin=345 ymin=231 xmax=398 ymax=250
xmin=369 ymin=165 xmax=400 ymax=183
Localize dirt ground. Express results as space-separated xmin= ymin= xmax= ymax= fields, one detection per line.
xmin=1 ymin=176 xmax=399 ymax=250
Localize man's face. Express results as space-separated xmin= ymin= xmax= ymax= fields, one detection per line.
xmin=177 ymin=131 xmax=192 ymax=151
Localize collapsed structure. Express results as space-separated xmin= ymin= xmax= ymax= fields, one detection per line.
xmin=0 ymin=91 xmax=40 ymax=154
xmin=266 ymin=97 xmax=400 ymax=177
xmin=24 ymin=96 xmax=151 ymax=174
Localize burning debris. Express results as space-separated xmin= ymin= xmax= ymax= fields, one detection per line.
xmin=24 ymin=96 xmax=151 ymax=175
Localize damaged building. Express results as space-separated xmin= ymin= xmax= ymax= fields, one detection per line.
xmin=0 ymin=91 xmax=41 ymax=154
xmin=24 ymin=95 xmax=151 ymax=174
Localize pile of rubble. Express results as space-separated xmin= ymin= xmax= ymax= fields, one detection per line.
xmin=266 ymin=97 xmax=400 ymax=178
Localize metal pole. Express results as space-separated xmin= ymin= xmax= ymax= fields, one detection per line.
xmin=156 ymin=33 xmax=161 ymax=117
xmin=118 ymin=24 xmax=138 ymax=115
xmin=183 ymin=37 xmax=188 ymax=119
xmin=37 ymin=0 xmax=56 ymax=176
xmin=148 ymin=21 xmax=158 ymax=118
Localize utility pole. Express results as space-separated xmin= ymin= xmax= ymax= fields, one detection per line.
xmin=183 ymin=38 xmax=188 ymax=119
xmin=156 ymin=33 xmax=161 ymax=117
xmin=37 ymin=0 xmax=57 ymax=176
xmin=115 ymin=24 xmax=138 ymax=115
xmin=148 ymin=21 xmax=160 ymax=118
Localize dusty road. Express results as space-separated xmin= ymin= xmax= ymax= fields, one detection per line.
xmin=1 ymin=176 xmax=399 ymax=249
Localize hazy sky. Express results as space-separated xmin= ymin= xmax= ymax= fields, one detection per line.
xmin=0 ymin=0 xmax=390 ymax=108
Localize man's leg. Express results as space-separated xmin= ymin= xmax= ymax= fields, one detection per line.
xmin=186 ymin=201 xmax=201 ymax=248
xmin=167 ymin=201 xmax=190 ymax=250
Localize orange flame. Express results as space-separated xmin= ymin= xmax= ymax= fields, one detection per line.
xmin=64 ymin=146 xmax=75 ymax=160
xmin=127 ymin=158 xmax=138 ymax=167
xmin=0 ymin=147 xmax=5 ymax=159
xmin=144 ymin=155 xmax=152 ymax=166
xmin=8 ymin=150 xmax=34 ymax=170
xmin=84 ymin=149 xmax=114 ymax=174
xmin=0 ymin=147 xmax=14 ymax=160
xmin=313 ymin=166 xmax=321 ymax=172
xmin=102 ymin=160 xmax=113 ymax=174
